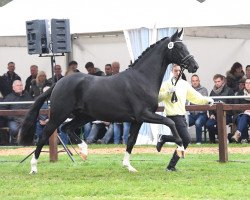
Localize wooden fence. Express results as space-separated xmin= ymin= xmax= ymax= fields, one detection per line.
xmin=0 ymin=109 xmax=58 ymax=162
xmin=0 ymin=102 xmax=249 ymax=162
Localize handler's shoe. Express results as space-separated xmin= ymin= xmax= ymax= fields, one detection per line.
xmin=231 ymin=130 xmax=241 ymax=143
xmin=78 ymin=140 xmax=88 ymax=161
xmin=166 ymin=166 xmax=177 ymax=172
xmin=156 ymin=134 xmax=164 ymax=152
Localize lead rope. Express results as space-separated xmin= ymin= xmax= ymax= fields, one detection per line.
xmin=171 ymin=67 xmax=184 ymax=103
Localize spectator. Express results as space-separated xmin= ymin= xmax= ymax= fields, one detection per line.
xmin=0 ymin=80 xmax=33 ymax=144
xmin=206 ymin=74 xmax=234 ymax=143
xmin=244 ymin=65 xmax=250 ymax=79
xmin=111 ymin=61 xmax=120 ymax=75
xmin=86 ymin=121 xmax=113 ymax=144
xmin=111 ymin=61 xmax=131 ymax=144
xmin=0 ymin=75 xmax=8 ymax=97
xmin=65 ymin=61 xmax=80 ymax=75
xmin=226 ymin=62 xmax=244 ymax=93
xmin=157 ymin=64 xmax=213 ymax=171
xmin=114 ymin=122 xmax=131 ymax=144
xmin=29 ymin=71 xmax=50 ymax=99
xmin=91 ymin=64 xmax=115 ymax=143
xmin=231 ymin=78 xmax=250 ymax=143
xmin=97 ymin=123 xmax=114 ymax=144
xmin=62 ymin=63 xmax=88 ymax=159
xmin=236 ymin=77 xmax=246 ymax=94
xmin=188 ymin=74 xmax=208 ymax=144
xmin=0 ymin=83 xmax=7 ymax=134
xmin=25 ymin=65 xmax=38 ymax=92
xmin=48 ymin=64 xmax=64 ymax=85
xmin=104 ymin=64 xmax=112 ymax=76
xmin=85 ymin=62 xmax=105 ymax=76
xmin=29 ymin=71 xmax=50 ymax=143
xmin=2 ymin=61 xmax=21 ymax=95
xmin=84 ymin=62 xmax=108 ymax=143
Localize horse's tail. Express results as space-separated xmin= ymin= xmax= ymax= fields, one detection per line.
xmin=18 ymin=84 xmax=56 ymax=146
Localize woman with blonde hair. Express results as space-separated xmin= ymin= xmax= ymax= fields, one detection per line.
xmin=29 ymin=70 xmax=50 ymax=99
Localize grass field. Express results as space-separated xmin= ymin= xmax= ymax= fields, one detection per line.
xmin=0 ymin=145 xmax=249 ymax=200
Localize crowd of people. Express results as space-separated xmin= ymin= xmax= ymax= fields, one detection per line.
xmin=0 ymin=61 xmax=249 ymax=147
xmin=0 ymin=61 xmax=131 ymax=146
xmin=187 ymin=62 xmax=250 ymax=144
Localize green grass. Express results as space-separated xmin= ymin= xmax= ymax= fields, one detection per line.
xmin=0 ymin=146 xmax=249 ymax=200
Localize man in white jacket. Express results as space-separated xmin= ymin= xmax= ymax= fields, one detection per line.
xmin=157 ymin=64 xmax=213 ymax=171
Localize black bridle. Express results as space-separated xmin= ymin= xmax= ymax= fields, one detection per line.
xmin=168 ymin=41 xmax=194 ymax=103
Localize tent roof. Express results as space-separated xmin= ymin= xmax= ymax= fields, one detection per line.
xmin=0 ymin=0 xmax=250 ymax=36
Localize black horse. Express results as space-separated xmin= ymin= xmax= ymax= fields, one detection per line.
xmin=18 ymin=29 xmax=198 ymax=173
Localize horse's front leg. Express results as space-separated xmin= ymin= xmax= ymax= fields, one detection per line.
xmin=123 ymin=122 xmax=142 ymax=172
xmin=30 ymin=139 xmax=46 ymax=174
xmin=30 ymin=124 xmax=57 ymax=174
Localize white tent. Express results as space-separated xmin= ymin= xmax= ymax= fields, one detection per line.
xmin=0 ymin=0 xmax=250 ymax=36
xmin=1 ymin=0 xmax=250 ymax=143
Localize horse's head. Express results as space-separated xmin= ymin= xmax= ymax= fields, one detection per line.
xmin=167 ymin=29 xmax=199 ymax=73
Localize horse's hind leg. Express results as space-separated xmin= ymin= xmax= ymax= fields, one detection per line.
xmin=61 ymin=115 xmax=93 ymax=160
xmin=123 ymin=122 xmax=142 ymax=172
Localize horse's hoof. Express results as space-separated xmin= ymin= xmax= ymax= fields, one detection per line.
xmin=79 ymin=152 xmax=87 ymax=161
xmin=123 ymin=165 xmax=138 ymax=173
xmin=123 ymin=161 xmax=138 ymax=173
xmin=29 ymin=170 xmax=37 ymax=175
xmin=78 ymin=142 xmax=88 ymax=161
xmin=128 ymin=167 xmax=138 ymax=173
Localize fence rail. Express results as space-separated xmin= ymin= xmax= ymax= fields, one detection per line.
xmin=0 ymin=102 xmax=250 ymax=162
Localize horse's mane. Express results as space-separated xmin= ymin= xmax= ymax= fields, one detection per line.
xmin=128 ymin=36 xmax=169 ymax=68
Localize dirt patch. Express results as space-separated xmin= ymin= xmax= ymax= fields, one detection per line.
xmin=0 ymin=146 xmax=250 ymax=156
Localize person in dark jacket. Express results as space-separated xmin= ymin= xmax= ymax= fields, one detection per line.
xmin=231 ymin=78 xmax=250 ymax=143
xmin=29 ymin=70 xmax=50 ymax=99
xmin=85 ymin=62 xmax=105 ymax=76
xmin=47 ymin=64 xmax=64 ymax=85
xmin=226 ymin=62 xmax=245 ymax=94
xmin=206 ymin=74 xmax=235 ymax=143
xmin=25 ymin=64 xmax=38 ymax=92
xmin=0 ymin=76 xmax=8 ymax=97
xmin=2 ymin=61 xmax=21 ymax=95
xmin=0 ymin=80 xmax=33 ymax=144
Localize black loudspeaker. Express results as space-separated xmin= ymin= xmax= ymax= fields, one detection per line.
xmin=26 ymin=20 xmax=50 ymax=55
xmin=51 ymin=19 xmax=71 ymax=53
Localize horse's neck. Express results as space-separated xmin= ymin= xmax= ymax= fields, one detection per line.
xmin=135 ymin=57 xmax=170 ymax=92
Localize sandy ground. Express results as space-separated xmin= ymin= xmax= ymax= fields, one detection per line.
xmin=0 ymin=146 xmax=250 ymax=156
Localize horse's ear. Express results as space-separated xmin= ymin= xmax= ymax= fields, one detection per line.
xmin=178 ymin=28 xmax=184 ymax=39
xmin=171 ymin=30 xmax=179 ymax=41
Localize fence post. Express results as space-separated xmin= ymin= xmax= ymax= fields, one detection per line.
xmin=216 ymin=102 xmax=228 ymax=162
xmin=49 ymin=130 xmax=58 ymax=162
xmin=49 ymin=109 xmax=58 ymax=162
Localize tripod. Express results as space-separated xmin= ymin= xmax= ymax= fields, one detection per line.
xmin=20 ymin=53 xmax=76 ymax=163
xmin=20 ymin=133 xmax=75 ymax=163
